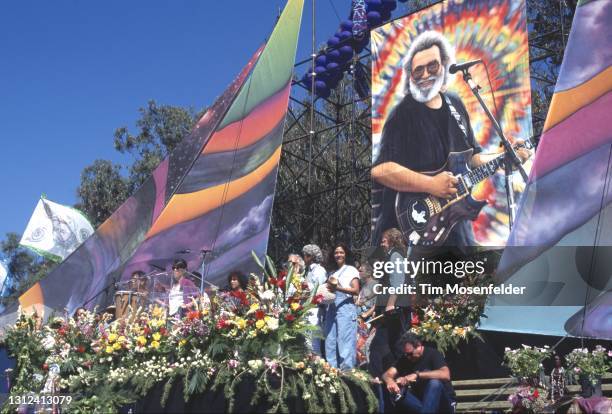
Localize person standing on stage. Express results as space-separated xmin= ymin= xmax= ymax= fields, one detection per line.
xmin=357 ymin=263 xmax=377 ymax=321
xmin=286 ymin=253 xmax=305 ymax=297
xmin=356 ymin=262 xmax=377 ymax=367
xmin=369 ymin=228 xmax=413 ymax=381
xmin=302 ymin=244 xmax=327 ymax=356
xmin=129 ymin=270 xmax=148 ymax=294
xmin=287 ymin=253 xmax=305 ymax=276
xmin=324 ymin=243 xmax=360 ymax=370
xmin=226 ymin=270 xmax=248 ymax=293
xmin=168 ymin=258 xmax=199 ymax=317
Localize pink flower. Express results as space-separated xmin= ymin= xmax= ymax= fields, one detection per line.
xmin=227 ymin=359 xmax=240 ymax=369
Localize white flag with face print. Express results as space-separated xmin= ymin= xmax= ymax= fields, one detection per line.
xmin=19 ymin=197 xmax=94 ymax=262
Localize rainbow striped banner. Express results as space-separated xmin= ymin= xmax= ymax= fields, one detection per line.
xmin=485 ymin=0 xmax=612 ymax=339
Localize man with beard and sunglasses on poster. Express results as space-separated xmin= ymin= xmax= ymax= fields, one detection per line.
xmin=371 ymin=30 xmax=529 ymax=249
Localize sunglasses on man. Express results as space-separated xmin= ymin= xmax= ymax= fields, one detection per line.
xmin=411 ymin=60 xmax=441 ymax=80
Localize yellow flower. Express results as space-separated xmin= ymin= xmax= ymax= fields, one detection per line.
xmin=255 ymin=319 xmax=266 ymax=330
xmin=152 ymin=332 xmax=161 ymax=341
xmin=249 ymin=303 xmax=260 ymax=313
xmin=151 ymin=306 xmax=165 ymax=318
xmin=117 ymin=335 xmax=127 ymax=343
xmin=179 ymin=339 xmax=187 ymax=347
xmin=150 ymin=340 xmax=160 ymax=349
xmin=235 ymin=318 xmax=247 ymax=330
xmin=113 ymin=342 xmax=121 ymax=351
xmin=137 ymin=336 xmax=147 ymax=346
xmin=150 ymin=319 xmax=163 ymax=328
xmin=105 ymin=346 xmax=114 ymax=354
xmin=108 ymin=333 xmax=118 ymax=343
xmin=290 ymin=303 xmax=300 ymax=311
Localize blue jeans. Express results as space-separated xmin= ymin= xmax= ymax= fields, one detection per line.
xmin=395 ymin=379 xmax=454 ymax=413
xmin=325 ymin=301 xmax=357 ymax=370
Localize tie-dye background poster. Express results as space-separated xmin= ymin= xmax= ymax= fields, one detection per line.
xmin=371 ymin=0 xmax=533 ymax=246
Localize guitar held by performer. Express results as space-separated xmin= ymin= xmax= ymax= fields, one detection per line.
xmin=395 ymin=140 xmax=533 ymax=247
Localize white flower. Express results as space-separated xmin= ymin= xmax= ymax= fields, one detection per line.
xmin=504 ymin=347 xmax=511 ymax=352
xmin=42 ymin=335 xmax=56 ymax=350
xmin=248 ymin=360 xmax=263 ymax=371
xmin=266 ymin=317 xmax=279 ymax=331
xmin=260 ymin=290 xmax=275 ymax=301
xmin=303 ymin=392 xmax=311 ymax=400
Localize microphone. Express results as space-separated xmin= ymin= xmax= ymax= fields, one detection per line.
xmin=448 ymin=59 xmax=482 ymax=74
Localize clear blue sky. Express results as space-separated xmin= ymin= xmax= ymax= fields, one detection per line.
xmin=0 ymin=0 xmax=375 ymax=239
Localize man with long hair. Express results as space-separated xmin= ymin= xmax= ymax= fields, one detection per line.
xmin=371 ymin=30 xmax=529 ymax=248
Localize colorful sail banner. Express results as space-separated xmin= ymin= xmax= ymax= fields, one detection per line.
xmin=120 ymin=0 xmax=303 ymax=290
xmin=19 ymin=197 xmax=94 ymax=262
xmin=370 ymin=0 xmax=533 ymax=246
xmin=482 ymin=0 xmax=612 ymax=339
xmin=0 ymin=0 xmax=304 ymax=323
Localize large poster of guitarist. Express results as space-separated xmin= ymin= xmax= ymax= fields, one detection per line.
xmin=370 ymin=0 xmax=534 ymax=249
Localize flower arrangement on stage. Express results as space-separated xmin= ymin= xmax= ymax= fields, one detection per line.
xmin=565 ymin=346 xmax=612 ymax=384
xmin=503 ymin=345 xmax=551 ymax=386
xmin=508 ymin=385 xmax=548 ymax=414
xmin=1 ymin=254 xmax=377 ymax=413
xmin=409 ymin=291 xmax=484 ymax=354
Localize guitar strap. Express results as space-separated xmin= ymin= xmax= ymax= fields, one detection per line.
xmin=444 ymin=94 xmax=469 ymax=143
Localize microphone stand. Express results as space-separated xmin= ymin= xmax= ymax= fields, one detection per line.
xmin=457 ymin=67 xmax=528 ymax=230
xmin=198 ymin=250 xmax=211 ymax=294
xmin=186 ymin=270 xmax=218 ymax=290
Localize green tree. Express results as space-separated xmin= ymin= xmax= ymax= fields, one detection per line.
xmin=113 ymin=100 xmax=202 ymax=193
xmin=75 ymin=159 xmax=129 ymax=227
xmin=0 ymin=232 xmax=53 ymax=302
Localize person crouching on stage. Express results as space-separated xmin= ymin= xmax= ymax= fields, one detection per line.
xmin=325 ymin=242 xmax=360 ymax=370
xmin=382 ymin=332 xmax=456 ymax=413
xmin=168 ymin=259 xmax=199 ymax=317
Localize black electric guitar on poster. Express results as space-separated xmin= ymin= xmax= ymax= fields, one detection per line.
xmin=395 ymin=141 xmax=532 ymax=247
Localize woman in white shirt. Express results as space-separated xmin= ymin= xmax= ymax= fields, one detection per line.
xmin=324 ymin=243 xmax=360 ymax=370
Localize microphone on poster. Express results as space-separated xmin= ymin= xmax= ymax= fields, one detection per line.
xmin=449 ymin=59 xmax=482 ymax=74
